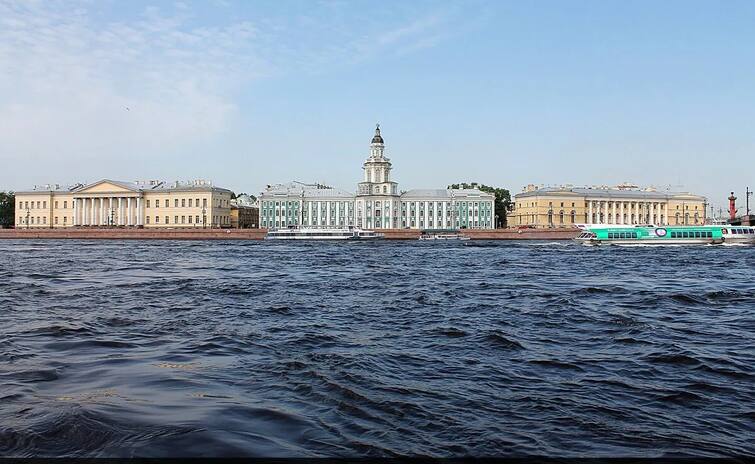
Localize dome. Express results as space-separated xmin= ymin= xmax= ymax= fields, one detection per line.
xmin=371 ymin=124 xmax=384 ymax=144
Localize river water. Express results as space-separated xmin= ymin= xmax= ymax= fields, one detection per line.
xmin=1 ymin=240 xmax=753 ymax=457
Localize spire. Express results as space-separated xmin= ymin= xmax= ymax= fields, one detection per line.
xmin=371 ymin=123 xmax=384 ymax=144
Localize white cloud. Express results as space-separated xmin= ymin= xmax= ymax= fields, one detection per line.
xmin=0 ymin=0 xmax=469 ymax=188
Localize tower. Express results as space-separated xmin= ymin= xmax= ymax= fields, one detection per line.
xmin=356 ymin=124 xmax=400 ymax=229
xmin=729 ymin=191 xmax=738 ymax=221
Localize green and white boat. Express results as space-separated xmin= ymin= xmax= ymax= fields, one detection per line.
xmin=575 ymin=225 xmax=724 ymax=246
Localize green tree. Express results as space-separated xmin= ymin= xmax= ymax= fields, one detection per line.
xmin=0 ymin=191 xmax=15 ymax=228
xmin=448 ymin=182 xmax=511 ymax=228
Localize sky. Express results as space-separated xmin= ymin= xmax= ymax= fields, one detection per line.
xmin=1 ymin=0 xmax=754 ymax=213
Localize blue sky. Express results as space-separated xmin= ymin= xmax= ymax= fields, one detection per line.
xmin=1 ymin=0 xmax=754 ymax=213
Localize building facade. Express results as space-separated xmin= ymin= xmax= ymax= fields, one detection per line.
xmin=259 ymin=126 xmax=495 ymax=230
xmin=511 ymin=184 xmax=707 ymax=228
xmin=230 ymin=194 xmax=259 ymax=229
xmin=15 ymin=179 xmax=232 ymax=228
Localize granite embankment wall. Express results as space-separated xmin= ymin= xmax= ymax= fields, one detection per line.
xmin=0 ymin=228 xmax=580 ymax=240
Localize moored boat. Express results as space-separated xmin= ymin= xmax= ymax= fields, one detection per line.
xmin=719 ymin=225 xmax=755 ymax=245
xmin=265 ymin=226 xmax=383 ymax=240
xmin=419 ymin=230 xmax=470 ymax=241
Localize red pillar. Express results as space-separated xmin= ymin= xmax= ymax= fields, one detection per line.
xmin=728 ymin=192 xmax=737 ymax=221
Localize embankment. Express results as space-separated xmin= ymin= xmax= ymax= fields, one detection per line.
xmin=0 ymin=227 xmax=579 ymax=240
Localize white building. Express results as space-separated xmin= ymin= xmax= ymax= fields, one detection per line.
xmin=259 ymin=126 xmax=495 ymax=230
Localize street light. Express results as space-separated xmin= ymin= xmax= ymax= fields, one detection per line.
xmin=25 ymin=208 xmax=30 ymax=229
xmin=109 ymin=207 xmax=115 ymax=227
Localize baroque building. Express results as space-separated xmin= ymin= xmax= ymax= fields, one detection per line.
xmin=15 ymin=179 xmax=233 ymax=228
xmin=511 ymin=184 xmax=707 ymax=228
xmin=260 ymin=125 xmax=495 ymax=230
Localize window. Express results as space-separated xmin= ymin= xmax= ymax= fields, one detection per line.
xmin=155 ymin=216 xmax=160 ymax=223
xmin=63 ymin=201 xmax=67 ymax=209
xmin=165 ymin=216 xmax=169 ymax=224
xmin=54 ymin=217 xmax=58 ymax=224
xmin=43 ymin=217 xmax=46 ymax=224
xmin=203 ymin=198 xmax=207 ymax=208
xmin=174 ymin=216 xmax=178 ymax=224
xmin=181 ymin=216 xmax=185 ymax=224
xmin=182 ymin=199 xmax=186 ymax=207
xmin=146 ymin=216 xmax=150 ymax=224
xmin=146 ymin=200 xmax=150 ymax=208
xmin=175 ymin=199 xmax=179 ymax=207
xmin=196 ymin=215 xmax=200 ymax=224
xmin=189 ymin=199 xmax=193 ymax=207
xmin=188 ymin=216 xmax=193 ymax=224
xmin=55 ymin=201 xmax=58 ymax=208
xmin=43 ymin=201 xmax=46 ymax=209
xmin=196 ymin=198 xmax=200 ymax=207
xmin=156 ymin=200 xmax=160 ymax=208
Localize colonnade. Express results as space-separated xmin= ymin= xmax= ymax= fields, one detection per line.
xmin=587 ymin=200 xmax=668 ymax=225
xmin=72 ymin=196 xmax=143 ymax=226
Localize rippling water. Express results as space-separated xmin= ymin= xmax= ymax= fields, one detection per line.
xmin=1 ymin=239 xmax=754 ymax=457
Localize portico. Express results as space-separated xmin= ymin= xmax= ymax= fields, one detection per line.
xmin=73 ymin=180 xmax=144 ymax=226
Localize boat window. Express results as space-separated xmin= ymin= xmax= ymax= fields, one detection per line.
xmin=682 ymin=231 xmax=688 ymax=238
xmin=670 ymin=232 xmax=677 ymax=238
xmin=706 ymin=231 xmax=713 ymax=238
xmin=695 ymin=231 xmax=701 ymax=238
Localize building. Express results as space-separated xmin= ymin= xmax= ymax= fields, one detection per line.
xmin=230 ymin=194 xmax=259 ymax=229
xmin=15 ymin=179 xmax=233 ymax=228
xmin=259 ymin=126 xmax=495 ymax=230
xmin=511 ymin=183 xmax=707 ymax=228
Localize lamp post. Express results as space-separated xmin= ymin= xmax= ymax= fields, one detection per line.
xmin=25 ymin=208 xmax=30 ymax=229
xmin=109 ymin=207 xmax=115 ymax=227
xmin=495 ymin=214 xmax=499 ymax=229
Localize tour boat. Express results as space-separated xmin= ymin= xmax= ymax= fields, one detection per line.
xmin=575 ymin=225 xmax=724 ymax=246
xmin=419 ymin=231 xmax=470 ymax=241
xmin=265 ymin=226 xmax=384 ymax=240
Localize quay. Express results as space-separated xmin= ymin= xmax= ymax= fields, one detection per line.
xmin=0 ymin=228 xmax=579 ymax=241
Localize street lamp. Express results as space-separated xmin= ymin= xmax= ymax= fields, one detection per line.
xmin=25 ymin=208 xmax=30 ymax=229
xmin=109 ymin=207 xmax=115 ymax=227
xmin=495 ymin=214 xmax=499 ymax=229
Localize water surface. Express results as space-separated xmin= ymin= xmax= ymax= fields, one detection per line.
xmin=1 ymin=240 xmax=753 ymax=457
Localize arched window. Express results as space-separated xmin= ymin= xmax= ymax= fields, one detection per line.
xmin=571 ymin=210 xmax=576 ymax=223
xmin=559 ymin=210 xmax=564 ymax=224
xmin=547 ymin=210 xmax=554 ymax=227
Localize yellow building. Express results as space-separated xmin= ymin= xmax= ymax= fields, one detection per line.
xmin=511 ymin=184 xmax=707 ymax=228
xmin=15 ymin=179 xmax=233 ymax=228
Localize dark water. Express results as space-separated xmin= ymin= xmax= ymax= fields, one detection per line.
xmin=1 ymin=240 xmax=754 ymax=458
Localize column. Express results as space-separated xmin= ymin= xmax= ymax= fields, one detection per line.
xmin=612 ymin=201 xmax=617 ymax=225
xmin=72 ymin=198 xmax=78 ymax=226
xmin=588 ymin=201 xmax=593 ymax=224
xmin=90 ymin=198 xmax=95 ymax=226
xmin=117 ymin=198 xmax=122 ymax=226
xmin=664 ymin=203 xmax=669 ymax=225
xmin=136 ymin=197 xmax=142 ymax=226
xmin=127 ymin=198 xmax=132 ymax=226
xmin=602 ymin=201 xmax=607 ymax=224
xmin=619 ymin=202 xmax=625 ymax=225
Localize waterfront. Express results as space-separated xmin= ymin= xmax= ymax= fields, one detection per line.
xmin=1 ymin=240 xmax=754 ymax=457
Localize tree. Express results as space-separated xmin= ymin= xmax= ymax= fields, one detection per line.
xmin=448 ymin=182 xmax=511 ymax=228
xmin=0 ymin=191 xmax=15 ymax=228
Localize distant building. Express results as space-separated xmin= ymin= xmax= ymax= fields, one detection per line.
xmin=14 ymin=179 xmax=232 ymax=228
xmin=259 ymin=126 xmax=495 ymax=229
xmin=230 ymin=194 xmax=259 ymax=229
xmin=511 ymin=184 xmax=707 ymax=228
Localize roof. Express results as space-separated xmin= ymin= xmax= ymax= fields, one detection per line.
xmin=262 ymin=181 xmax=354 ymax=198
xmin=515 ymin=186 xmax=705 ymax=201
xmin=401 ymin=188 xmax=494 ymax=200
xmin=371 ymin=124 xmax=384 ymax=144
xmin=18 ymin=179 xmax=232 ymax=194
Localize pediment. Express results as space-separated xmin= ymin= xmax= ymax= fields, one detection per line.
xmin=77 ymin=179 xmax=139 ymax=194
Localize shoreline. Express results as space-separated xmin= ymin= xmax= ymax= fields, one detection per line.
xmin=0 ymin=228 xmax=580 ymax=241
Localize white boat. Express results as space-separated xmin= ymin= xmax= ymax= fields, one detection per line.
xmin=419 ymin=231 xmax=470 ymax=241
xmin=265 ymin=226 xmax=384 ymax=240
xmin=718 ymin=225 xmax=755 ymax=245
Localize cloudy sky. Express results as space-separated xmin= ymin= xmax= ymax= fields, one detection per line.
xmin=2 ymin=0 xmax=754 ymax=212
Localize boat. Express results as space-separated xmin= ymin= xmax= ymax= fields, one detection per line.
xmin=265 ymin=226 xmax=384 ymax=240
xmin=719 ymin=225 xmax=755 ymax=245
xmin=419 ymin=233 xmax=469 ymax=240
xmin=575 ymin=225 xmax=724 ymax=246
